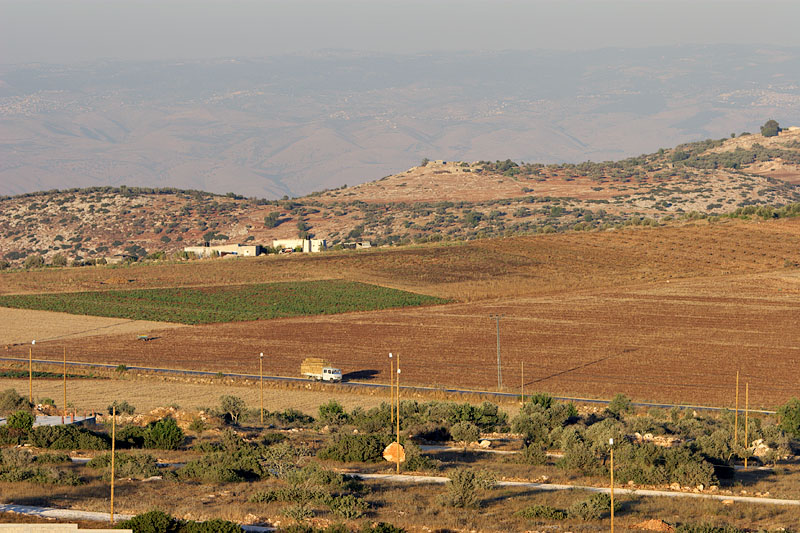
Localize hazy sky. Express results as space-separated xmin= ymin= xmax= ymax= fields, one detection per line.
xmin=3 ymin=0 xmax=800 ymax=64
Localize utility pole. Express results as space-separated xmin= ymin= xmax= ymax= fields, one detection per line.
xmin=110 ymin=404 xmax=116 ymax=524
xmin=63 ymin=346 xmax=67 ymax=421
xmin=609 ymin=438 xmax=615 ymax=533
xmin=489 ymin=315 xmax=504 ymax=390
xmin=29 ymin=340 xmax=35 ymax=403
xmin=734 ymin=371 xmax=739 ymax=451
xmin=389 ymin=353 xmax=394 ymax=425
xmin=259 ymin=353 xmax=264 ymax=425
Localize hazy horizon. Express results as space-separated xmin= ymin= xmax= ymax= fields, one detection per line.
xmin=3 ymin=0 xmax=800 ymax=65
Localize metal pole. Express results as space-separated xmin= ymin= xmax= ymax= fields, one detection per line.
xmin=259 ymin=353 xmax=264 ymax=425
xmin=734 ymin=371 xmax=740 ymax=443
xmin=744 ymin=382 xmax=749 ymax=470
xmin=110 ymin=405 xmax=116 ymax=524
xmin=396 ymin=354 xmax=401 ymax=475
xmin=29 ymin=346 xmax=33 ymax=403
xmin=63 ymin=346 xmax=67 ymax=420
xmin=389 ymin=353 xmax=394 ymax=425
xmin=610 ymin=439 xmax=615 ymax=533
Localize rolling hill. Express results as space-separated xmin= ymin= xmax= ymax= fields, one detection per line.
xmin=1 ymin=126 xmax=800 ymax=268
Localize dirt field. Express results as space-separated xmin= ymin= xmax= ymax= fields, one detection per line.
xmin=0 ymin=376 xmax=388 ymax=416
xmin=5 ymin=218 xmax=800 ymax=409
xmin=0 ymin=307 xmax=182 ymax=346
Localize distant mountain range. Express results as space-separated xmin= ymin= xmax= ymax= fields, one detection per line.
xmin=2 ymin=127 xmax=800 ymax=268
xmin=2 ymin=46 xmax=800 ymax=198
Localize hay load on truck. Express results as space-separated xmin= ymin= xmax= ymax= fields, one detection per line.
xmin=301 ymin=357 xmax=342 ymax=382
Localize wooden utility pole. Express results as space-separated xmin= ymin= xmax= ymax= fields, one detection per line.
xmin=63 ymin=346 xmax=67 ymax=420
xmin=609 ymin=438 xmax=615 ymax=533
xmin=28 ymin=346 xmax=33 ymax=403
xmin=389 ymin=353 xmax=394 ymax=425
xmin=520 ymin=361 xmax=524 ymax=405
xmin=734 ymin=371 xmax=740 ymax=451
xmin=259 ymin=353 xmax=264 ymax=425
xmin=396 ymin=353 xmax=401 ymax=475
xmin=744 ymin=382 xmax=750 ymax=470
xmin=110 ymin=404 xmax=116 ymax=523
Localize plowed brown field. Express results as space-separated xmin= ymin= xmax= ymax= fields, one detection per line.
xmin=7 ymin=218 xmax=800 ymax=409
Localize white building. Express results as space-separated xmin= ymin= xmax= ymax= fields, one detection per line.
xmin=272 ymin=238 xmax=327 ymax=253
xmin=183 ymin=244 xmax=262 ymax=258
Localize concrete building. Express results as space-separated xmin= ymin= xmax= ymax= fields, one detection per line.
xmin=342 ymin=241 xmax=372 ymax=250
xmin=272 ymin=238 xmax=327 ymax=253
xmin=183 ymin=244 xmax=262 ymax=258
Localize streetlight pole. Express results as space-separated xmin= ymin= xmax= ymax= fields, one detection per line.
xmin=259 ymin=353 xmax=264 ymax=425
xmin=489 ymin=315 xmax=503 ymax=390
xmin=29 ymin=340 xmax=35 ymax=403
xmin=389 ymin=353 xmax=394 ymax=425
xmin=609 ymin=437 xmax=615 ymax=533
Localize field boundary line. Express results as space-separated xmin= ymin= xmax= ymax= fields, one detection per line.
xmin=0 ymin=356 xmax=776 ymax=414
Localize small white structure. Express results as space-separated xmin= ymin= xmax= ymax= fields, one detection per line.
xmin=342 ymin=241 xmax=372 ymax=250
xmin=272 ymin=238 xmax=327 ymax=253
xmin=183 ymin=244 xmax=262 ymax=258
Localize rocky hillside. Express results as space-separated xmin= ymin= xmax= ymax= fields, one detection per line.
xmin=2 ymin=127 xmax=800 ymax=268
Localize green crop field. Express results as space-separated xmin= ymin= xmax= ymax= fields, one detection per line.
xmin=0 ymin=280 xmax=448 ymax=325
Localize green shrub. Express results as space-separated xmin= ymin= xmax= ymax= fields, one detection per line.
xmin=117 ymin=510 xmax=178 ymax=533
xmin=605 ymin=394 xmax=633 ymax=418
xmin=267 ymin=408 xmax=314 ymax=429
xmin=328 ymin=494 xmax=369 ymax=519
xmin=181 ymin=519 xmax=243 ymax=533
xmin=516 ymin=504 xmax=567 ymax=519
xmin=283 ymin=503 xmax=313 ymax=522
xmin=450 ymin=421 xmax=480 ymax=449
xmin=319 ymin=400 xmax=349 ymax=425
xmin=144 ymin=417 xmax=184 ymax=450
xmin=108 ymin=400 xmax=135 ymax=415
xmin=0 ymin=388 xmax=32 ymax=415
xmin=567 ymin=493 xmax=618 ymax=521
xmin=35 ymin=452 xmax=72 ymax=464
xmin=317 ymin=433 xmax=393 ymax=463
xmin=116 ymin=424 xmax=148 ymax=448
xmin=520 ymin=443 xmax=548 ymax=465
xmin=7 ymin=410 xmax=35 ymax=432
xmin=220 ymin=395 xmax=246 ymax=425
xmin=27 ymin=425 xmax=109 ymax=450
xmin=361 ymin=524 xmax=406 ymax=533
xmin=88 ymin=452 xmax=160 ymax=480
xmin=438 ymin=467 xmax=496 ymax=508
xmin=778 ymin=397 xmax=800 ymax=439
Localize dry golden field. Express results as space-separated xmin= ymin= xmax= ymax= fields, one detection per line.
xmin=4 ymin=217 xmax=800 ymax=409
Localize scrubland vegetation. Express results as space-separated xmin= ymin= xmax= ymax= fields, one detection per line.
xmin=1 ymin=383 xmax=800 ymax=531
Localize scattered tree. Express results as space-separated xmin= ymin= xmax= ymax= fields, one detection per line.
xmin=761 ymin=119 xmax=781 ymax=138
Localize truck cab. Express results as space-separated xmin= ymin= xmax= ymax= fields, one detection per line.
xmin=322 ymin=367 xmax=343 ymax=382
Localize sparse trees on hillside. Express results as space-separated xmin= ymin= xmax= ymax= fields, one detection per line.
xmin=24 ymin=255 xmax=45 ymax=269
xmin=761 ymin=119 xmax=781 ymax=138
xmin=51 ymin=253 xmax=67 ymax=267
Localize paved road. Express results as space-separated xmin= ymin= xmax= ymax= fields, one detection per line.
xmin=0 ymin=356 xmax=775 ymax=414
xmin=0 ymin=503 xmax=274 ymax=531
xmin=353 ymin=473 xmax=800 ymax=506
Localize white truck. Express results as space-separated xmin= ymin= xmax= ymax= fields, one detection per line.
xmin=300 ymin=357 xmax=343 ymax=382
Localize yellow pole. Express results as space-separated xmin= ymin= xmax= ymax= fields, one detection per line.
xmin=389 ymin=353 xmax=394 ymax=425
xmin=744 ymin=383 xmax=749 ymax=470
xmin=520 ymin=361 xmax=524 ymax=405
xmin=396 ymin=353 xmax=401 ymax=474
xmin=110 ymin=405 xmax=116 ymax=523
xmin=28 ymin=346 xmax=33 ymax=403
xmin=734 ymin=371 xmax=739 ymax=451
xmin=610 ymin=439 xmax=615 ymax=533
xmin=259 ymin=353 xmax=264 ymax=425
xmin=63 ymin=346 xmax=67 ymax=419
